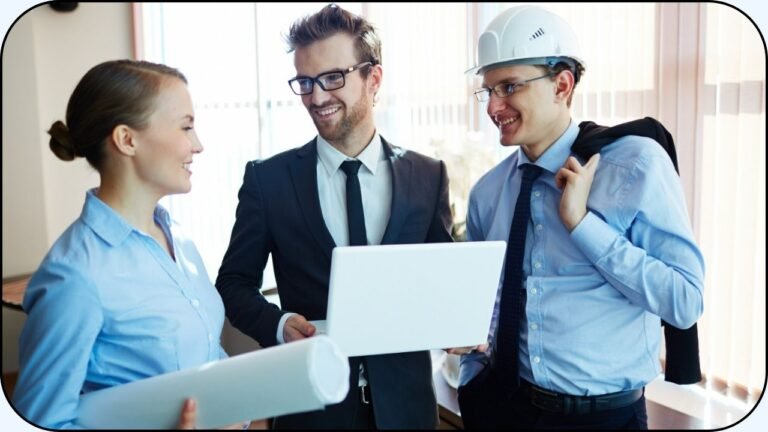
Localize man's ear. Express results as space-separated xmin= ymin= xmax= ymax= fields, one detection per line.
xmin=553 ymin=70 xmax=575 ymax=104
xmin=367 ymin=63 xmax=383 ymax=95
xmin=110 ymin=125 xmax=138 ymax=156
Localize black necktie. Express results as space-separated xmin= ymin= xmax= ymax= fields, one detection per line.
xmin=495 ymin=163 xmax=543 ymax=393
xmin=340 ymin=160 xmax=367 ymax=246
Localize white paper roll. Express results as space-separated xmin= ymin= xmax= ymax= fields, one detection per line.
xmin=77 ymin=335 xmax=349 ymax=429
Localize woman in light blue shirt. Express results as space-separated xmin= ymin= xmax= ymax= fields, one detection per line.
xmin=11 ymin=60 xmax=243 ymax=429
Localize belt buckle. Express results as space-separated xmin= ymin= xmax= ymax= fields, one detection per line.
xmin=360 ymin=385 xmax=371 ymax=405
xmin=530 ymin=387 xmax=563 ymax=412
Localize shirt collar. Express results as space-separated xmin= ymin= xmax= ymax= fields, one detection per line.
xmin=81 ymin=188 xmax=173 ymax=246
xmin=516 ymin=119 xmax=580 ymax=175
xmin=317 ymin=133 xmax=384 ymax=176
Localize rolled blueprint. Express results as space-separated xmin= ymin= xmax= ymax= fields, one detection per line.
xmin=77 ymin=335 xmax=349 ymax=429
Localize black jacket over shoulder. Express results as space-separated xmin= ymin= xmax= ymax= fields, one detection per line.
xmin=572 ymin=117 xmax=701 ymax=385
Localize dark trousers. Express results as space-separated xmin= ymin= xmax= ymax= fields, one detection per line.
xmin=458 ymin=366 xmax=648 ymax=430
xmin=273 ymin=386 xmax=376 ymax=429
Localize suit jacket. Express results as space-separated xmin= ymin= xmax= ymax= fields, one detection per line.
xmin=216 ymin=137 xmax=453 ymax=429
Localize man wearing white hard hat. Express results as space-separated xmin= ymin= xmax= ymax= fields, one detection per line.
xmin=453 ymin=5 xmax=705 ymax=429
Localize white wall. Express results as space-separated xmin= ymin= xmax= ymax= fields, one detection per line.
xmin=3 ymin=2 xmax=133 ymax=276
xmin=2 ymin=2 xmax=133 ymax=372
xmin=2 ymin=12 xmax=47 ymax=278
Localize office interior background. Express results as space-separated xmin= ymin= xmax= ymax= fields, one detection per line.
xmin=1 ymin=2 xmax=765 ymax=429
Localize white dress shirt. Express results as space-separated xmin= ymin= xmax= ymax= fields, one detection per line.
xmin=316 ymin=133 xmax=392 ymax=247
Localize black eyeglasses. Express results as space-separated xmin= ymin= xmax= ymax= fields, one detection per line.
xmin=288 ymin=62 xmax=373 ymax=95
xmin=474 ymin=73 xmax=554 ymax=102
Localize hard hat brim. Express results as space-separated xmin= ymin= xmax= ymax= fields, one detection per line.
xmin=466 ymin=56 xmax=584 ymax=76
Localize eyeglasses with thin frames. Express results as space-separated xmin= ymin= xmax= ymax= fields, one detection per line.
xmin=288 ymin=62 xmax=373 ymax=95
xmin=474 ymin=73 xmax=554 ymax=102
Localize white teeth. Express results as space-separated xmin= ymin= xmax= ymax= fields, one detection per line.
xmin=498 ymin=116 xmax=519 ymax=126
xmin=183 ymin=163 xmax=191 ymax=171
xmin=317 ymin=107 xmax=341 ymax=116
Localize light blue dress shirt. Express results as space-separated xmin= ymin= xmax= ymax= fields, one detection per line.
xmin=12 ymin=189 xmax=227 ymax=429
xmin=460 ymin=120 xmax=705 ymax=396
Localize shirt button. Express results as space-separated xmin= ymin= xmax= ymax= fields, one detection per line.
xmin=534 ymin=191 xmax=541 ymax=197
xmin=530 ymin=323 xmax=538 ymax=330
xmin=533 ymin=356 xmax=541 ymax=364
xmin=530 ymin=288 xmax=538 ymax=295
xmin=534 ymin=262 xmax=542 ymax=269
xmin=191 ymin=299 xmax=200 ymax=307
xmin=536 ymin=224 xmax=543 ymax=231
xmin=208 ymin=334 xmax=213 ymax=342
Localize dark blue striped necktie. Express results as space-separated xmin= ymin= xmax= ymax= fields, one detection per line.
xmin=340 ymin=160 xmax=368 ymax=246
xmin=496 ymin=163 xmax=543 ymax=393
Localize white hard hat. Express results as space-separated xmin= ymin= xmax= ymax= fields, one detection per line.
xmin=467 ymin=5 xmax=586 ymax=75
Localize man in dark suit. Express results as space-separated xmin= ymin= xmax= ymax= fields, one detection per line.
xmin=216 ymin=4 xmax=452 ymax=429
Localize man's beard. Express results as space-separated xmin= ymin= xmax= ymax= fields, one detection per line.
xmin=313 ymin=94 xmax=370 ymax=144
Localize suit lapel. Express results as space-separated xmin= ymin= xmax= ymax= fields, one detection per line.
xmin=380 ymin=138 xmax=412 ymax=245
xmin=289 ymin=139 xmax=336 ymax=260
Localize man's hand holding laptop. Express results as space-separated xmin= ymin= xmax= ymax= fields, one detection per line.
xmin=444 ymin=344 xmax=489 ymax=355
xmin=284 ymin=314 xmax=317 ymax=342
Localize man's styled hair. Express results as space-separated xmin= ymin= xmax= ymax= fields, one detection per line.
xmin=286 ymin=4 xmax=381 ymax=78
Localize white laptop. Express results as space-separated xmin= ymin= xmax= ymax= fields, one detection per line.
xmin=311 ymin=241 xmax=506 ymax=357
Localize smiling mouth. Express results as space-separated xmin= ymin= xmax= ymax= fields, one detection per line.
xmin=497 ymin=116 xmax=520 ymax=128
xmin=183 ymin=162 xmax=192 ymax=173
xmin=314 ymin=106 xmax=341 ymax=118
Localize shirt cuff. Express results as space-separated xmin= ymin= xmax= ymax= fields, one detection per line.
xmin=458 ymin=350 xmax=490 ymax=387
xmin=569 ymin=212 xmax=621 ymax=264
xmin=276 ymin=312 xmax=296 ymax=344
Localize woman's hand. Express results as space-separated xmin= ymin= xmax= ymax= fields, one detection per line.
xmin=176 ymin=399 xmax=197 ymax=429
xmin=176 ymin=398 xmax=268 ymax=430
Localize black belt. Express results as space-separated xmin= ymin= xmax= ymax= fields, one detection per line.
xmin=521 ymin=380 xmax=643 ymax=415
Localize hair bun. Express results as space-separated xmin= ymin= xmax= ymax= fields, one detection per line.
xmin=48 ymin=120 xmax=77 ymax=161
